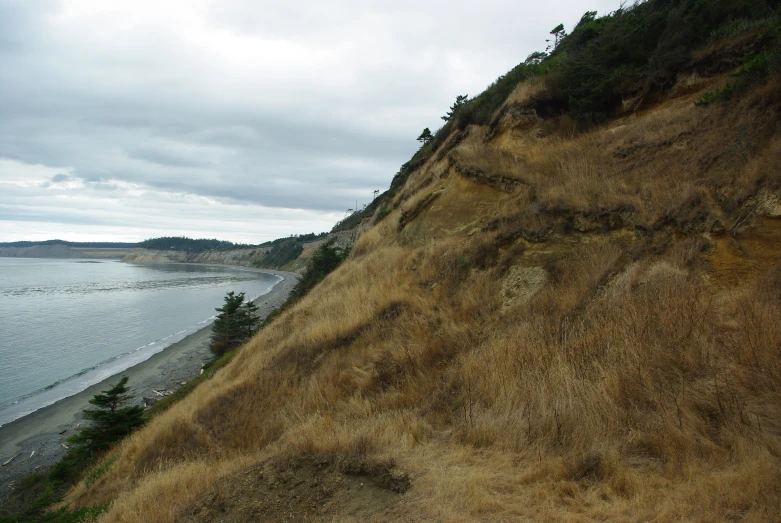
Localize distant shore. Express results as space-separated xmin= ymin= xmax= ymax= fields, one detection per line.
xmin=0 ymin=267 xmax=299 ymax=496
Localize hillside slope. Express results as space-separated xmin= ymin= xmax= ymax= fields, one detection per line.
xmin=65 ymin=14 xmax=781 ymax=523
xmin=122 ymin=231 xmax=355 ymax=272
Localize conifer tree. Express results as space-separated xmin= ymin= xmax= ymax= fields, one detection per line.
xmin=210 ymin=291 xmax=260 ymax=356
xmin=417 ymin=127 xmax=433 ymax=146
xmin=68 ymin=376 xmax=144 ymax=453
xmin=441 ymin=94 xmax=469 ymax=121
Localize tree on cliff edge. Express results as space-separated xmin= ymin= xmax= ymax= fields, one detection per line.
xmin=210 ymin=291 xmax=260 ymax=356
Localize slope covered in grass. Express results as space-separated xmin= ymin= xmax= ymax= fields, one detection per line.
xmin=58 ymin=2 xmax=781 ymax=521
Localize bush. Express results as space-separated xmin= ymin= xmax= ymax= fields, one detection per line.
xmin=290 ymin=240 xmax=350 ymax=300
xmin=695 ymin=48 xmax=779 ymax=105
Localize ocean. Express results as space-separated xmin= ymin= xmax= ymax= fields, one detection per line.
xmin=0 ymin=258 xmax=280 ymax=426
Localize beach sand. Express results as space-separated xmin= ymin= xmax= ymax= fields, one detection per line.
xmin=0 ymin=268 xmax=299 ymax=495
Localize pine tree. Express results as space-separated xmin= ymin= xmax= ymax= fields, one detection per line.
xmin=417 ymin=127 xmax=433 ymax=146
xmin=441 ymin=94 xmax=469 ymax=121
xmin=68 ymin=376 xmax=144 ymax=453
xmin=550 ymin=23 xmax=567 ymax=49
xmin=210 ymin=291 xmax=260 ymax=356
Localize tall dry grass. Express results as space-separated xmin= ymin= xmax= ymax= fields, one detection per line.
xmin=72 ymin=75 xmax=781 ymax=522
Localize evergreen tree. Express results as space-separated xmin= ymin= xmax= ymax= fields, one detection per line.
xmin=68 ymin=376 xmax=144 ymax=453
xmin=417 ymin=127 xmax=433 ymax=146
xmin=441 ymin=94 xmax=469 ymax=121
xmin=548 ymin=23 xmax=567 ymax=51
xmin=290 ymin=239 xmax=349 ymax=300
xmin=210 ymin=291 xmax=260 ymax=356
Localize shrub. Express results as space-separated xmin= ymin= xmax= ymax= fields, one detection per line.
xmin=290 ymin=239 xmax=350 ymax=300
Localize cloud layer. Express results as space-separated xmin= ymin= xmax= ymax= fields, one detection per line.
xmin=0 ymin=0 xmax=622 ymax=243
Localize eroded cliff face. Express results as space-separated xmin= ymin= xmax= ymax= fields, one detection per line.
xmin=0 ymin=245 xmax=75 ymax=258
xmin=122 ymin=247 xmax=264 ymax=267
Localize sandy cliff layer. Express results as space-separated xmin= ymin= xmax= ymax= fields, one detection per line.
xmin=122 ymin=247 xmax=265 ymax=267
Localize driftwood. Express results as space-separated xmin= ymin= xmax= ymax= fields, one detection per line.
xmin=2 ymin=453 xmax=19 ymax=466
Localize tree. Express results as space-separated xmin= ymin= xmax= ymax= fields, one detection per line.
xmin=416 ymin=127 xmax=433 ymax=146
xmin=525 ymin=51 xmax=547 ymax=65
xmin=441 ymin=94 xmax=469 ymax=121
xmin=210 ymin=291 xmax=260 ymax=356
xmin=548 ymin=23 xmax=567 ymax=51
xmin=68 ymin=376 xmax=145 ymax=453
xmin=291 ymin=239 xmax=349 ymax=300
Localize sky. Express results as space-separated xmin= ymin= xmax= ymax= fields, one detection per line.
xmin=0 ymin=0 xmax=623 ymax=244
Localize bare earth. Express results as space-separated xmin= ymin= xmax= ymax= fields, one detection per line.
xmin=0 ymin=268 xmax=299 ymax=496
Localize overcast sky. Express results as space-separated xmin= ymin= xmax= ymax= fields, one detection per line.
xmin=0 ymin=0 xmax=623 ymax=244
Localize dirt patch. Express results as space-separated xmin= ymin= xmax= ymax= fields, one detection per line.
xmin=709 ymin=217 xmax=781 ymax=286
xmin=757 ymin=188 xmax=781 ymax=218
xmin=400 ymin=175 xmax=512 ymax=241
xmin=501 ymin=265 xmax=547 ymax=308
xmin=178 ymin=455 xmax=410 ymax=522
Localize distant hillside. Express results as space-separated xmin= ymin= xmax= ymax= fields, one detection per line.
xmin=0 ymin=240 xmax=136 ymax=248
xmin=136 ymin=237 xmax=250 ymax=253
xmin=0 ymin=240 xmax=136 ymax=259
xmin=124 ymin=232 xmax=347 ymax=272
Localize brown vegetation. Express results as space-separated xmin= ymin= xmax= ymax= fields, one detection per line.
xmin=65 ymin=64 xmax=781 ymax=522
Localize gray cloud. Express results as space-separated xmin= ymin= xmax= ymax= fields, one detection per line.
xmin=0 ymin=0 xmax=623 ymax=242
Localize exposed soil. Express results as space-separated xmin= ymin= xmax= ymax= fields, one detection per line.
xmin=709 ymin=217 xmax=781 ymax=286
xmin=178 ymin=455 xmax=410 ymax=523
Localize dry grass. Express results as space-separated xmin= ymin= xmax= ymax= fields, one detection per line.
xmin=504 ymin=76 xmax=546 ymax=106
xmin=65 ymin=75 xmax=781 ymax=522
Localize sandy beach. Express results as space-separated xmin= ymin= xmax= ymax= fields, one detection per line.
xmin=0 ymin=267 xmax=299 ymax=495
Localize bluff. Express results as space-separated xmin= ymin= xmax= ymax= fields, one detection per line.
xmin=122 ymin=231 xmax=356 ymax=272
xmin=0 ymin=244 xmax=76 ymax=258
xmin=58 ymin=4 xmax=781 ymax=521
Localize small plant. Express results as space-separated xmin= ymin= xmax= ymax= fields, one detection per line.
xmin=709 ymin=16 xmax=778 ymax=42
xmin=694 ymin=84 xmax=734 ymax=105
xmin=375 ymin=204 xmax=391 ymax=222
xmin=695 ymin=52 xmax=774 ymax=106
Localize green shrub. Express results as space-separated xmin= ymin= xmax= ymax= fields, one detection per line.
xmin=290 ymin=240 xmax=350 ymax=300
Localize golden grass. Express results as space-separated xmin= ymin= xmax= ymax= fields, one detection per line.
xmin=504 ymin=75 xmax=546 ymax=106
xmin=66 ymin=75 xmax=781 ymax=522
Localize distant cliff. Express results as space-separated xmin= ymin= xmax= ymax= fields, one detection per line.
xmin=122 ymin=231 xmax=357 ymax=272
xmin=0 ymin=244 xmax=75 ymax=258
xmin=122 ymin=247 xmax=264 ymax=267
xmin=0 ymin=241 xmax=133 ymax=259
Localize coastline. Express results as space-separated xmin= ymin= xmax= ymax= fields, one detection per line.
xmin=0 ymin=267 xmax=299 ymax=494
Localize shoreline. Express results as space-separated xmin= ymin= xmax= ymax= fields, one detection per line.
xmin=0 ymin=267 xmax=299 ymax=494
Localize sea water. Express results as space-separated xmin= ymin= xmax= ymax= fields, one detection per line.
xmin=0 ymin=258 xmax=281 ymax=426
